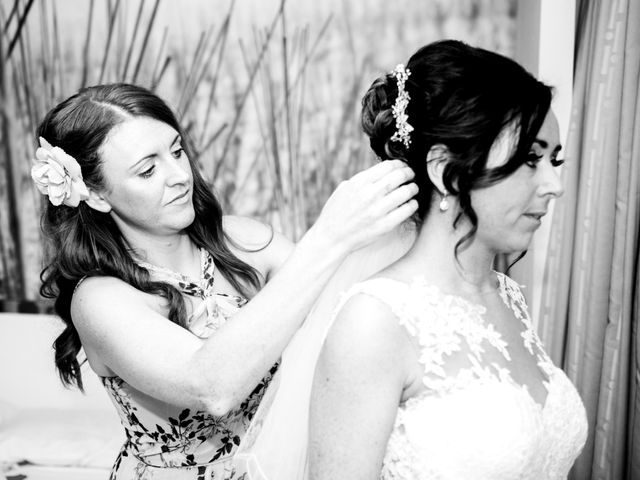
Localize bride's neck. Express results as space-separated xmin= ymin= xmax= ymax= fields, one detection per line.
xmin=398 ymin=212 xmax=497 ymax=296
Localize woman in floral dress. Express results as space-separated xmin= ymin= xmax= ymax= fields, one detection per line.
xmin=31 ymin=83 xmax=417 ymax=479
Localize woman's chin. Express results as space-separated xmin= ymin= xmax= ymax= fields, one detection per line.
xmin=179 ymin=206 xmax=196 ymax=227
xmin=496 ymin=236 xmax=534 ymax=257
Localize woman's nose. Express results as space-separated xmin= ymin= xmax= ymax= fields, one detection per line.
xmin=538 ymin=160 xmax=564 ymax=198
xmin=166 ymin=156 xmax=191 ymax=185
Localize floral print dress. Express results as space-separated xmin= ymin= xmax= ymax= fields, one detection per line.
xmin=103 ymin=249 xmax=277 ymax=480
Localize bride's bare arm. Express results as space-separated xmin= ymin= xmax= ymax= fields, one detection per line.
xmin=308 ymin=294 xmax=414 ymax=480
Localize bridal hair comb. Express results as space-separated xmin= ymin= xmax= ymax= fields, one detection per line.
xmin=389 ymin=63 xmax=414 ymax=149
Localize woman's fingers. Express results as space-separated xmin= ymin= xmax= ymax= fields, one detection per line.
xmin=348 ymin=159 xmax=409 ymax=184
xmin=370 ymin=163 xmax=415 ymax=196
xmin=375 ymin=198 xmax=419 ymax=234
xmin=311 ymin=160 xmax=419 ymax=252
xmin=356 ymin=161 xmax=417 ymax=218
xmin=375 ymin=182 xmax=419 ymax=215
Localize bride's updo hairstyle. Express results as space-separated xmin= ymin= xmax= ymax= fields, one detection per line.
xmin=361 ymin=40 xmax=552 ymax=251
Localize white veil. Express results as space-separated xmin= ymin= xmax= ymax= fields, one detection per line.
xmin=234 ymin=224 xmax=416 ymax=480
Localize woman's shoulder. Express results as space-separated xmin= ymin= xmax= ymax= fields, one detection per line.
xmin=73 ymin=275 xmax=133 ymax=300
xmin=321 ymin=280 xmax=416 ymax=389
xmin=71 ymin=275 xmax=164 ymax=321
xmin=222 ymin=215 xmax=294 ymax=279
xmin=222 ymin=215 xmax=275 ymax=248
xmin=73 ymin=274 xmax=143 ymax=297
xmin=337 ymin=276 xmax=410 ymax=317
xmin=330 ymin=277 xmax=413 ymax=348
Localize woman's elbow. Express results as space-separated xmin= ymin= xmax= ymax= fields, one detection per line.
xmin=189 ymin=379 xmax=239 ymax=417
xmin=199 ymin=395 xmax=239 ymax=417
xmin=186 ymin=358 xmax=255 ymax=417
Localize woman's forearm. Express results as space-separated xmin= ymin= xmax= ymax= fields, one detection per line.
xmin=191 ymin=224 xmax=348 ymax=415
xmin=191 ymin=160 xmax=417 ymax=414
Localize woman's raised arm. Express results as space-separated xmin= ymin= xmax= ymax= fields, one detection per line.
xmin=72 ymin=160 xmax=417 ymax=415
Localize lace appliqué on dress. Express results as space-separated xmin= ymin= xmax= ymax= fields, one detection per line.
xmin=337 ymin=273 xmax=587 ymax=480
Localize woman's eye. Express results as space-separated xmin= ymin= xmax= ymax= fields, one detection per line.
xmin=172 ymin=148 xmax=184 ymax=159
xmin=139 ymin=165 xmax=155 ymax=178
xmin=525 ymin=153 xmax=543 ymax=168
xmin=551 ymin=157 xmax=565 ymax=167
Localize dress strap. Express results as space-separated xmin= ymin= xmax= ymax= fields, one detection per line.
xmin=73 ymin=275 xmax=89 ymax=294
xmin=496 ymin=272 xmax=554 ymax=374
xmin=335 ymin=277 xmax=410 ymax=322
xmin=136 ymin=249 xmax=248 ymax=336
xmin=135 ymin=249 xmax=215 ymax=299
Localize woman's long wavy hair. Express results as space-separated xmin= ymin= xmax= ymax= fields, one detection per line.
xmin=361 ymin=40 xmax=553 ymax=257
xmin=37 ymin=83 xmax=264 ymax=390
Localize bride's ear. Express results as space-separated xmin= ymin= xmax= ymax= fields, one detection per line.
xmin=85 ymin=188 xmax=112 ymax=213
xmin=425 ymin=144 xmax=450 ymax=195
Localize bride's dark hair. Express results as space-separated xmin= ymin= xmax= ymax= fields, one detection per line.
xmin=37 ymin=83 xmax=263 ymax=390
xmin=361 ymin=39 xmax=552 ymax=255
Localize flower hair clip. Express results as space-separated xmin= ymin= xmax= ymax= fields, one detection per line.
xmin=31 ymin=137 xmax=90 ymax=207
xmin=389 ymin=63 xmax=414 ymax=149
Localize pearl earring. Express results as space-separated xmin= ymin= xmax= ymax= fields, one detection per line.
xmin=439 ymin=193 xmax=449 ymax=212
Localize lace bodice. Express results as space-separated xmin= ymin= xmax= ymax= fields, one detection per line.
xmin=337 ymin=273 xmax=587 ymax=480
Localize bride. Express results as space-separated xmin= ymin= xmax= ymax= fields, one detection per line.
xmin=236 ymin=39 xmax=588 ymax=480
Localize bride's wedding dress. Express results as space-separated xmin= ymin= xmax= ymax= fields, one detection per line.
xmin=235 ymin=227 xmax=587 ymax=480
xmin=341 ymin=274 xmax=588 ymax=479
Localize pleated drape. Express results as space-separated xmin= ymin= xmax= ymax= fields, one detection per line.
xmin=538 ymin=0 xmax=640 ymax=479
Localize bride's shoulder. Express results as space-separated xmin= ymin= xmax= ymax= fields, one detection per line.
xmin=320 ymin=279 xmax=416 ymax=385
xmin=330 ymin=277 xmax=412 ymax=345
xmin=338 ymin=273 xmax=412 ymax=313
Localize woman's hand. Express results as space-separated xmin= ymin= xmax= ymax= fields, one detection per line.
xmin=309 ymin=160 xmax=418 ymax=253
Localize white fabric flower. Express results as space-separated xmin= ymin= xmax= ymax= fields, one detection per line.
xmin=31 ymin=137 xmax=90 ymax=207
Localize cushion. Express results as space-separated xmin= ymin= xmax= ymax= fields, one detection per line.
xmin=0 ymin=400 xmax=18 ymax=426
xmin=0 ymin=408 xmax=123 ymax=469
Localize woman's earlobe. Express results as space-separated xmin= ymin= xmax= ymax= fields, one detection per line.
xmin=425 ymin=144 xmax=450 ymax=196
xmin=85 ymin=189 xmax=112 ymax=213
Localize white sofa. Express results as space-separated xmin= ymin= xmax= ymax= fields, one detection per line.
xmin=0 ymin=313 xmax=124 ymax=480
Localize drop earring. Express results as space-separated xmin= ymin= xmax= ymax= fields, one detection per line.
xmin=439 ymin=192 xmax=449 ymax=212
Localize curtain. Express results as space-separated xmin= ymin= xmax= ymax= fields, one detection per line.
xmin=538 ymin=0 xmax=640 ymax=479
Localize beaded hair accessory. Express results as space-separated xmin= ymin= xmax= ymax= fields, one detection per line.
xmin=31 ymin=137 xmax=90 ymax=207
xmin=389 ymin=63 xmax=414 ymax=148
